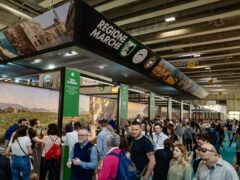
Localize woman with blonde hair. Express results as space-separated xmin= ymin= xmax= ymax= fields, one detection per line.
xmin=168 ymin=144 xmax=192 ymax=180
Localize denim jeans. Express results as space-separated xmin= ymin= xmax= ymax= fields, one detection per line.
xmin=12 ymin=155 xmax=31 ymax=180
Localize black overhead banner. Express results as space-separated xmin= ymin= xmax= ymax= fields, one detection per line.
xmin=75 ymin=1 xmax=160 ymax=74
xmin=75 ymin=1 xmax=208 ymax=99
xmin=0 ymin=0 xmax=208 ymax=99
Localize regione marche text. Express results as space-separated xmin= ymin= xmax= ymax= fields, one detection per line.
xmin=90 ymin=20 xmax=128 ymax=50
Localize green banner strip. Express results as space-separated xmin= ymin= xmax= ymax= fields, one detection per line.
xmin=63 ymin=68 xmax=80 ymax=117
xmin=119 ymin=84 xmax=128 ymax=119
xmin=63 ymin=146 xmax=71 ymax=180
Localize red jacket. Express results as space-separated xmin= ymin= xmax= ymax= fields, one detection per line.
xmin=98 ymin=148 xmax=121 ymax=180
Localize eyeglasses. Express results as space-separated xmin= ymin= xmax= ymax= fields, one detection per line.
xmin=198 ymin=147 xmax=215 ymax=153
xmin=78 ymin=134 xmax=87 ymax=137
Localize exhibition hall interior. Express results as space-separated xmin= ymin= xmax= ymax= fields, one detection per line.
xmin=0 ymin=0 xmax=239 ymax=180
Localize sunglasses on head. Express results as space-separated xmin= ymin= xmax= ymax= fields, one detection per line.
xmin=198 ymin=147 xmax=215 ymax=153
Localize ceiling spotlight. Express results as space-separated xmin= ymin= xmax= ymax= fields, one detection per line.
xmin=63 ymin=50 xmax=78 ymax=57
xmin=31 ymin=59 xmax=42 ymax=64
xmin=99 ymin=66 xmax=104 ymax=69
xmin=205 ymin=67 xmax=211 ymax=70
xmin=179 ymin=53 xmax=200 ymax=58
xmin=165 ymin=17 xmax=176 ymax=22
xmin=47 ymin=64 xmax=55 ymax=69
xmin=99 ymin=65 xmax=107 ymax=69
xmin=15 ymin=79 xmax=19 ymax=83
xmin=193 ymin=54 xmax=201 ymax=58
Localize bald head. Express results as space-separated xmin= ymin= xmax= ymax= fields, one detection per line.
xmin=199 ymin=143 xmax=219 ymax=168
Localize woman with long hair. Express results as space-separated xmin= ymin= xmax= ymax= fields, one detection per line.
xmin=39 ymin=123 xmax=61 ymax=180
xmin=168 ymin=144 xmax=192 ymax=180
xmin=145 ymin=123 xmax=154 ymax=143
xmin=6 ymin=125 xmax=32 ymax=180
xmin=167 ymin=126 xmax=178 ymax=144
xmin=119 ymin=136 xmax=131 ymax=158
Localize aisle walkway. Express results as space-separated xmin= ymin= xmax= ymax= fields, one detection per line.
xmin=221 ymin=130 xmax=236 ymax=165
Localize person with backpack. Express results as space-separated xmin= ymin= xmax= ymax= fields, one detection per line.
xmin=39 ymin=123 xmax=61 ymax=180
xmin=98 ymin=132 xmax=121 ymax=179
xmin=67 ymin=128 xmax=98 ymax=180
xmin=98 ymin=132 xmax=138 ymax=180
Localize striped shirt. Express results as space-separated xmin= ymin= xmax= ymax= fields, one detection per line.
xmin=41 ymin=135 xmax=61 ymax=157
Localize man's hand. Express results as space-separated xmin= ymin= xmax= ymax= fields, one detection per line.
xmin=66 ymin=161 xmax=72 ymax=168
xmin=72 ymin=158 xmax=81 ymax=165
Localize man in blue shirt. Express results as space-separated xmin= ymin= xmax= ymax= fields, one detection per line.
xmin=108 ymin=117 xmax=117 ymax=130
xmin=4 ymin=118 xmax=28 ymax=148
xmin=67 ymin=128 xmax=98 ymax=180
xmin=97 ymin=119 xmax=112 ymax=159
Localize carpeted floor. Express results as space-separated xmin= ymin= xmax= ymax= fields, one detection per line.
xmin=221 ymin=130 xmax=237 ymax=165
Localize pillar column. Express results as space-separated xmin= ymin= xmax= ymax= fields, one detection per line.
xmin=167 ymin=97 xmax=172 ymax=120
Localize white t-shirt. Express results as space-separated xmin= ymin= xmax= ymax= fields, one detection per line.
xmin=64 ymin=131 xmax=78 ymax=151
xmin=9 ymin=136 xmax=31 ymax=156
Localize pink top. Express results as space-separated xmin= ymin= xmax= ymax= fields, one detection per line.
xmin=98 ymin=148 xmax=121 ymax=180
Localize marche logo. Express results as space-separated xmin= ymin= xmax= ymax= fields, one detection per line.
xmin=119 ymin=39 xmax=137 ymax=57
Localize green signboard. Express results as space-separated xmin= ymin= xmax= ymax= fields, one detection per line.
xmin=149 ymin=92 xmax=155 ymax=120
xmin=119 ymin=84 xmax=128 ymax=119
xmin=63 ymin=68 xmax=80 ymax=117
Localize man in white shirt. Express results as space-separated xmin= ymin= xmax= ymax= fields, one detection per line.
xmin=65 ymin=121 xmax=82 ymax=159
xmin=153 ymin=124 xmax=168 ymax=150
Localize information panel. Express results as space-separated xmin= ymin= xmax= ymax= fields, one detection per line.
xmin=149 ymin=92 xmax=155 ymax=120
xmin=63 ymin=68 xmax=80 ymax=117
xmin=119 ymin=84 xmax=128 ymax=119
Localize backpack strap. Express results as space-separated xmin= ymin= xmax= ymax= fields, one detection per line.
xmin=49 ymin=135 xmax=59 ymax=144
xmin=45 ymin=136 xmax=59 ymax=154
xmin=108 ymin=151 xmax=122 ymax=159
xmin=107 ymin=151 xmax=122 ymax=180
xmin=16 ymin=138 xmax=29 ymax=156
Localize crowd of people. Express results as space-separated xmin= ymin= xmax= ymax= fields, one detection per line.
xmin=1 ymin=115 xmax=240 ymax=180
